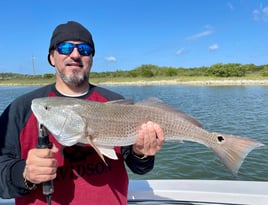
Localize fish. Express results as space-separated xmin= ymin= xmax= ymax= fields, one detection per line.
xmin=31 ymin=96 xmax=264 ymax=175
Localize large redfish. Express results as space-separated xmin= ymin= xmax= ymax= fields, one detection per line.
xmin=31 ymin=97 xmax=263 ymax=175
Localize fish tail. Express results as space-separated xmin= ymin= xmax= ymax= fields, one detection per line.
xmin=210 ymin=133 xmax=264 ymax=175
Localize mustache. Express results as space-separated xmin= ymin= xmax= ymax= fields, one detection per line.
xmin=64 ymin=59 xmax=83 ymax=66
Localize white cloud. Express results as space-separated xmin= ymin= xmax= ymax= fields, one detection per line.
xmin=253 ymin=9 xmax=261 ymax=21
xmin=252 ymin=6 xmax=268 ymax=22
xmin=227 ymin=2 xmax=234 ymax=10
xmin=186 ymin=28 xmax=214 ymax=41
xmin=263 ymin=6 xmax=268 ymax=21
xmin=209 ymin=44 xmax=219 ymax=51
xmin=175 ymin=48 xmax=185 ymax=55
xmin=104 ymin=56 xmax=117 ymax=62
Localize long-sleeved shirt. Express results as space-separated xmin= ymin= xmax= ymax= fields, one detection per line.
xmin=0 ymin=83 xmax=154 ymax=205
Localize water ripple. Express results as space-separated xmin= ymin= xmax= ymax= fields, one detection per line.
xmin=1 ymin=85 xmax=268 ymax=181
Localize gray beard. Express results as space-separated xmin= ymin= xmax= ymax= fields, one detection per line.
xmin=59 ymin=70 xmax=89 ymax=87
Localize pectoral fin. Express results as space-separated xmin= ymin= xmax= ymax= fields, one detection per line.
xmin=87 ymin=135 xmax=107 ymax=165
xmin=87 ymin=136 xmax=118 ymax=165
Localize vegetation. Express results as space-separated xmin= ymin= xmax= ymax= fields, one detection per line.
xmin=89 ymin=63 xmax=268 ymax=78
xmin=0 ymin=63 xmax=268 ymax=85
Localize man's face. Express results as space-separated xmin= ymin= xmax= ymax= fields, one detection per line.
xmin=49 ymin=41 xmax=93 ymax=87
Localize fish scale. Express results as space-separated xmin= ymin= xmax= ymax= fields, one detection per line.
xmin=31 ymin=97 xmax=264 ymax=175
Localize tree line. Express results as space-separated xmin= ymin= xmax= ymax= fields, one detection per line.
xmin=90 ymin=63 xmax=268 ymax=78
xmin=1 ymin=63 xmax=268 ymax=80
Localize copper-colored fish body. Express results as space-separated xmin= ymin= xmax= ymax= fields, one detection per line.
xmin=31 ymin=97 xmax=264 ymax=175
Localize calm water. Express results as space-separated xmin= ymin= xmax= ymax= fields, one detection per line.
xmin=0 ymin=85 xmax=267 ymax=181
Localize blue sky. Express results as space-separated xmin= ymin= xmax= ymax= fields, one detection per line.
xmin=0 ymin=0 xmax=267 ymax=74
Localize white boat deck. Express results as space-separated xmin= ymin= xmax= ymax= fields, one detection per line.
xmin=1 ymin=180 xmax=268 ymax=204
xmin=128 ymin=180 xmax=268 ymax=205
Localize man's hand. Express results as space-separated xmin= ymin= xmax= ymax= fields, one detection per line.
xmin=23 ymin=145 xmax=58 ymax=184
xmin=132 ymin=121 xmax=165 ymax=157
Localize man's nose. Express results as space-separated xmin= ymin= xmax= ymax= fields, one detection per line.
xmin=69 ymin=47 xmax=80 ymax=58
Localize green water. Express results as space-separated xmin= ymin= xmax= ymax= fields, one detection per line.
xmin=1 ymin=85 xmax=267 ymax=181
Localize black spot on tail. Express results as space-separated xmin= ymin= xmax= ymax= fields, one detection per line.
xmin=217 ymin=136 xmax=224 ymax=142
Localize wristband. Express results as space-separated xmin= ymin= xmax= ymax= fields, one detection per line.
xmin=24 ymin=178 xmax=37 ymax=190
xmin=132 ymin=150 xmax=148 ymax=159
xmin=23 ymin=166 xmax=37 ymax=191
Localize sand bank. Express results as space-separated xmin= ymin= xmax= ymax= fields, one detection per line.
xmin=1 ymin=79 xmax=268 ymax=86
xmin=98 ymin=79 xmax=268 ymax=86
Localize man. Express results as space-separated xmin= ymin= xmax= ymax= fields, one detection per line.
xmin=0 ymin=21 xmax=164 ymax=204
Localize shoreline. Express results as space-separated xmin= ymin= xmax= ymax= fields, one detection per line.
xmin=1 ymin=79 xmax=268 ymax=86
xmin=97 ymin=79 xmax=268 ymax=86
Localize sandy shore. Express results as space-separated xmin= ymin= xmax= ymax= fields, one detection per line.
xmin=1 ymin=79 xmax=268 ymax=86
xmin=98 ymin=79 xmax=268 ymax=86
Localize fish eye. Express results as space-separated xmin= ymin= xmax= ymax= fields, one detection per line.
xmin=44 ymin=105 xmax=49 ymax=110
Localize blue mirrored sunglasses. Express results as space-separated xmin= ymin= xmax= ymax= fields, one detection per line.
xmin=56 ymin=42 xmax=92 ymax=56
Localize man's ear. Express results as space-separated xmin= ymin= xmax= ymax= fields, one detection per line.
xmin=49 ymin=51 xmax=55 ymax=67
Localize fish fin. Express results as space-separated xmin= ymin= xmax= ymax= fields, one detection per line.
xmin=87 ymin=135 xmax=108 ymax=166
xmin=211 ymin=132 xmax=264 ymax=175
xmin=169 ymin=140 xmax=184 ymax=143
xmin=106 ymin=98 xmax=134 ymax=105
xmin=136 ymin=97 xmax=203 ymax=127
xmin=98 ymin=146 xmax=118 ymax=160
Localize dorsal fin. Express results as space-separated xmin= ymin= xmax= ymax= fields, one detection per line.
xmin=105 ymin=98 xmax=134 ymax=105
xmin=136 ymin=97 xmax=203 ymax=128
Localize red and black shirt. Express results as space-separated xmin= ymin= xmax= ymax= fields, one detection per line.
xmin=0 ymin=83 xmax=154 ymax=205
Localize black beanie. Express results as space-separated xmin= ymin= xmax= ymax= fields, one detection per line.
xmin=48 ymin=21 xmax=95 ymax=66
